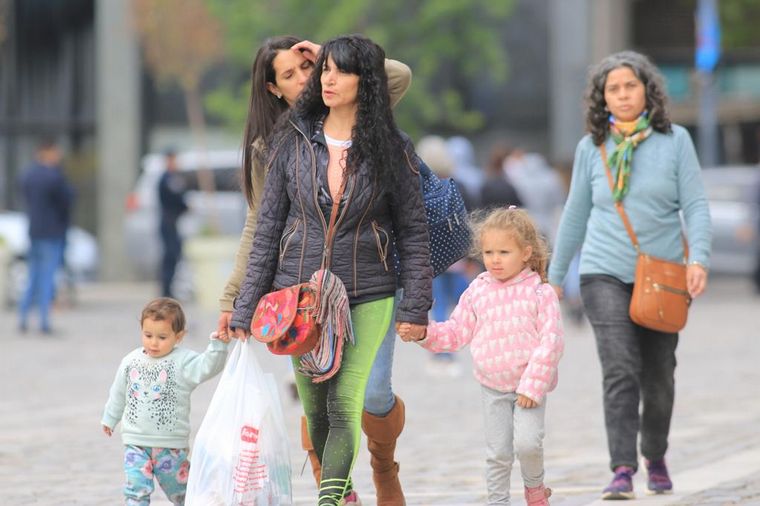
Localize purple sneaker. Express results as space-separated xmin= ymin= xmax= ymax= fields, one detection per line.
xmin=602 ymin=466 xmax=635 ymax=500
xmin=646 ymin=458 xmax=673 ymax=494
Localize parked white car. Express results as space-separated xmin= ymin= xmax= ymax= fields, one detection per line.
xmin=123 ymin=150 xmax=247 ymax=296
xmin=0 ymin=211 xmax=99 ymax=307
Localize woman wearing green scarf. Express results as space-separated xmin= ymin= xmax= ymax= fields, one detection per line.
xmin=548 ymin=51 xmax=712 ymax=500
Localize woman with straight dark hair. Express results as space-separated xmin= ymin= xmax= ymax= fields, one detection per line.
xmin=216 ymin=35 xmax=412 ymax=505
xmin=549 ymin=51 xmax=712 ymax=500
xmin=230 ymin=34 xmax=431 ymax=506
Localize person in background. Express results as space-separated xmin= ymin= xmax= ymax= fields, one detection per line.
xmin=503 ymin=149 xmax=565 ymax=245
xmin=480 ymin=142 xmax=523 ymax=210
xmin=18 ymin=138 xmax=74 ymax=334
xmin=549 ymin=50 xmax=712 ymax=499
xmin=447 ymin=135 xmax=483 ymax=211
xmin=158 ymin=148 xmax=188 ymax=299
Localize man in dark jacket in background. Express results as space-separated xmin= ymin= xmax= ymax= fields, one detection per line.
xmin=18 ymin=139 xmax=74 ymax=334
xmin=158 ymin=148 xmax=188 ymax=298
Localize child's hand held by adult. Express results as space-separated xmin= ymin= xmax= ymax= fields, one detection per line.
xmin=211 ymin=331 xmax=231 ymax=344
xmin=217 ymin=311 xmax=232 ymax=340
xmin=398 ymin=322 xmax=426 ymax=342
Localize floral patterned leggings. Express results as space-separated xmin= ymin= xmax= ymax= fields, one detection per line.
xmin=123 ymin=445 xmax=189 ymax=505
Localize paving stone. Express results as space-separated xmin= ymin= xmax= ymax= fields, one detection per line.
xmin=1 ymin=278 xmax=759 ymax=505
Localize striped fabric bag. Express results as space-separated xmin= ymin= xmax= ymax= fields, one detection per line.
xmin=297 ymin=268 xmax=355 ymax=383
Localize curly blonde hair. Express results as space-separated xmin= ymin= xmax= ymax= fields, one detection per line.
xmin=469 ymin=207 xmax=549 ymax=282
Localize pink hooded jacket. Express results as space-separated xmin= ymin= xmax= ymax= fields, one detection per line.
xmin=420 ymin=269 xmax=564 ymax=403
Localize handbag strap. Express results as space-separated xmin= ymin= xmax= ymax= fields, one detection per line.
xmin=321 ymin=175 xmax=347 ymax=269
xmin=600 ymin=144 xmax=688 ymax=261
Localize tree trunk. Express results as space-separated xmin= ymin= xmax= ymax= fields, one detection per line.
xmin=184 ymin=82 xmax=219 ymax=234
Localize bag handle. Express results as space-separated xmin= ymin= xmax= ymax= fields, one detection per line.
xmin=600 ymin=144 xmax=688 ymax=261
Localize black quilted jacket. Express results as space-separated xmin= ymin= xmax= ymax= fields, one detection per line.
xmin=230 ymin=115 xmax=432 ymax=330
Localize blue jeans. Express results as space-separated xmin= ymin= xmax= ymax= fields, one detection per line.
xmin=431 ymin=271 xmax=469 ymax=321
xmin=18 ymin=238 xmax=64 ymax=331
xmin=580 ymin=274 xmax=678 ymax=472
xmin=430 ymin=272 xmax=468 ymax=360
xmin=363 ymin=289 xmax=402 ymax=416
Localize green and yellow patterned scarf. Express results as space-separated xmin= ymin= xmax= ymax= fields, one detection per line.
xmin=608 ymin=112 xmax=652 ymax=201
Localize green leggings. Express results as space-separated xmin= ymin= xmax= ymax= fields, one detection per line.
xmin=292 ymin=296 xmax=394 ymax=506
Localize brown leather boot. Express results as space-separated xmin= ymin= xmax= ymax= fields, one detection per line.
xmin=362 ymin=396 xmax=406 ymax=506
xmin=300 ymin=415 xmax=321 ymax=486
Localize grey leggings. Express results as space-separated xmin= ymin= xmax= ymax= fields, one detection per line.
xmin=480 ymin=386 xmax=545 ymax=505
xmin=580 ymin=274 xmax=678 ymax=472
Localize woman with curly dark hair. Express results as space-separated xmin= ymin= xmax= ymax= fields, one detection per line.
xmin=548 ymin=51 xmax=712 ymax=500
xmin=215 ymin=34 xmax=413 ymax=505
xmin=230 ymin=34 xmax=432 ymax=506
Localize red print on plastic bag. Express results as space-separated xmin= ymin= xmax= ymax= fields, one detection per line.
xmin=233 ymin=424 xmax=268 ymax=505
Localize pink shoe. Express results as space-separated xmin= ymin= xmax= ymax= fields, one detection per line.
xmin=339 ymin=490 xmax=362 ymax=506
xmin=525 ymin=484 xmax=552 ymax=506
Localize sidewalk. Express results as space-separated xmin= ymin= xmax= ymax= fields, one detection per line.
xmin=1 ymin=277 xmax=759 ymax=505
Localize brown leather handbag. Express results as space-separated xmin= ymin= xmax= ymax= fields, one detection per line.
xmin=601 ymin=145 xmax=691 ymax=333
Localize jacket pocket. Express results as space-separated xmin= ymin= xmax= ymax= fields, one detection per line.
xmin=371 ymin=220 xmax=390 ymax=272
xmin=279 ymin=218 xmax=301 ymax=264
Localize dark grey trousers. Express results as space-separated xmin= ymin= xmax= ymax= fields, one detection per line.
xmin=580 ymin=274 xmax=678 ymax=472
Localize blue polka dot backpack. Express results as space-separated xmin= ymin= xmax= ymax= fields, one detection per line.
xmin=401 ymin=154 xmax=471 ymax=277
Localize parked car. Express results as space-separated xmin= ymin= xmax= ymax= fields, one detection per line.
xmin=0 ymin=211 xmax=99 ymax=307
xmin=123 ymin=150 xmax=247 ymax=295
xmin=700 ymin=166 xmax=760 ymax=275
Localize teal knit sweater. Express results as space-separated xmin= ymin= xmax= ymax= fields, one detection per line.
xmin=549 ymin=125 xmax=712 ymax=286
xmin=102 ymin=339 xmax=228 ymax=449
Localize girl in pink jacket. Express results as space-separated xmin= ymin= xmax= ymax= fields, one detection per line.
xmin=400 ymin=206 xmax=564 ymax=506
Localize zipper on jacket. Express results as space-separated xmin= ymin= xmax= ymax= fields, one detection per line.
xmin=290 ymin=120 xmax=328 ymax=238
xmin=290 ymin=120 xmax=357 ymax=270
xmin=279 ymin=218 xmax=300 ymax=264
xmin=371 ymin=220 xmax=390 ymax=272
xmin=353 ymin=176 xmax=379 ymax=296
xmin=329 ymin=174 xmax=356 ymax=260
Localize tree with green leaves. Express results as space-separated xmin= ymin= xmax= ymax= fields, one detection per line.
xmin=133 ymin=0 xmax=224 ymax=194
xmin=719 ymin=0 xmax=760 ymax=49
xmin=205 ymin=0 xmax=515 ymax=138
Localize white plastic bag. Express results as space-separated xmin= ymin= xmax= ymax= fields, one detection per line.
xmin=186 ymin=340 xmax=292 ymax=505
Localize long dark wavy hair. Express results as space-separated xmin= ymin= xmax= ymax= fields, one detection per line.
xmin=241 ymin=35 xmax=303 ymax=207
xmin=585 ymin=50 xmax=672 ymax=146
xmin=291 ymin=34 xmax=407 ymax=184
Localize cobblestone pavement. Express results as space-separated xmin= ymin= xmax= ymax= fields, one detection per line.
xmin=1 ymin=277 xmax=759 ymax=505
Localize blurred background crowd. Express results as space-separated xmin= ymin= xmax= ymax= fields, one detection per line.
xmin=0 ymin=0 xmax=759 ymax=327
